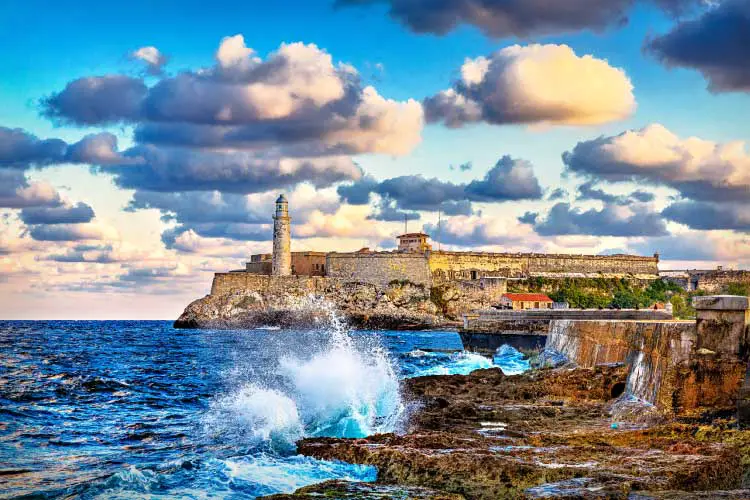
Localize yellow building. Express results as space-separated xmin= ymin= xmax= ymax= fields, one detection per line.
xmin=397 ymin=233 xmax=432 ymax=253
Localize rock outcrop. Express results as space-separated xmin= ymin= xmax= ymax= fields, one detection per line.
xmin=174 ymin=279 xmax=466 ymax=330
xmin=271 ymin=366 xmax=750 ymax=499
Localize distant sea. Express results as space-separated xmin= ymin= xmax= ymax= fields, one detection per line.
xmin=0 ymin=319 xmax=527 ymax=499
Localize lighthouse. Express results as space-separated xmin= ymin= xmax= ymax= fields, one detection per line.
xmin=272 ymin=194 xmax=292 ymax=276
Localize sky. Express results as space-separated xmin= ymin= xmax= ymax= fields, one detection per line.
xmin=1 ymin=0 xmax=749 ymax=319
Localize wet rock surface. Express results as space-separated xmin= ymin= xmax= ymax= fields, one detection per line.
xmin=262 ymin=479 xmax=464 ymax=499
xmin=276 ymin=366 xmax=750 ymax=499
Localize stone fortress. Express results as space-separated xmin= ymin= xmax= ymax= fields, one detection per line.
xmin=206 ymin=194 xmax=750 ymax=301
xmin=234 ymin=194 xmax=662 ymax=289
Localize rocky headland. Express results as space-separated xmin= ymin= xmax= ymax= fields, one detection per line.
xmin=174 ymin=279 xmax=477 ymax=330
xmin=264 ymin=364 xmax=750 ymax=499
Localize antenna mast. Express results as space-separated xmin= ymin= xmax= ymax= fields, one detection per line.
xmin=404 ymin=213 xmax=408 ymax=234
xmin=438 ymin=208 xmax=442 ymax=252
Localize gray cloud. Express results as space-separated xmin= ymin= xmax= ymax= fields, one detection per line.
xmin=662 ymin=200 xmax=750 ymax=232
xmin=0 ymin=127 xmax=130 ymax=170
xmin=0 ymin=169 xmax=61 ymax=209
xmin=518 ymin=212 xmax=539 ymax=225
xmin=46 ymin=244 xmax=119 ymax=263
xmin=547 ymin=188 xmax=569 ymax=201
xmin=0 ymin=127 xmax=66 ymax=168
xmin=20 ymin=202 xmax=95 ymax=225
xmin=577 ymin=181 xmax=656 ymax=205
xmin=27 ymin=224 xmax=107 ymax=242
xmin=368 ymin=199 xmax=421 ymax=222
xmin=465 ymin=156 xmax=543 ymax=201
xmin=532 ymin=202 xmax=669 ymax=237
xmin=338 ymin=155 xmax=542 ymax=215
xmin=337 ymin=0 xmax=699 ymax=37
xmin=99 ymin=145 xmax=362 ymax=193
xmin=42 ymin=75 xmax=147 ymax=125
xmin=646 ymin=1 xmax=750 ymax=92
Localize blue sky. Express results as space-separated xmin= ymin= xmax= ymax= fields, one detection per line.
xmin=1 ymin=0 xmax=749 ymax=318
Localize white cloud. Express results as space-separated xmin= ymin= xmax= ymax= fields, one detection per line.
xmin=425 ymin=44 xmax=635 ymax=127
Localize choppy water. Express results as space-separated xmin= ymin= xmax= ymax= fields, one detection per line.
xmin=1 ymin=316 xmax=526 ymax=499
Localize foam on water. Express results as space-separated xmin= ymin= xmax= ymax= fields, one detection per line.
xmin=407 ymin=350 xmax=494 ymax=377
xmin=493 ymin=345 xmax=530 ymax=375
xmin=204 ymin=296 xmax=404 ymax=446
xmin=405 ymin=344 xmax=530 ymax=378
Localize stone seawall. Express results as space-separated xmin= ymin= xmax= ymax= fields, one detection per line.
xmin=545 ymin=296 xmax=750 ymax=415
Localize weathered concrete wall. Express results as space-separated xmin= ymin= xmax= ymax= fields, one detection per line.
xmin=428 ymin=251 xmax=658 ymax=282
xmin=326 ymin=252 xmax=432 ymax=287
xmin=546 ymin=320 xmax=696 ymax=410
xmin=546 ymin=296 xmax=750 ymax=415
xmin=697 ymin=271 xmax=750 ymax=294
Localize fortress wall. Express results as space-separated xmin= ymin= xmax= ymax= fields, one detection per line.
xmin=697 ymin=271 xmax=750 ymax=294
xmin=326 ymin=253 xmax=432 ymax=287
xmin=429 ymin=251 xmax=659 ymax=281
xmin=211 ymin=273 xmax=333 ymax=296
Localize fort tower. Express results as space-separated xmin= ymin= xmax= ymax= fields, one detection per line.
xmin=272 ymin=194 xmax=291 ymax=276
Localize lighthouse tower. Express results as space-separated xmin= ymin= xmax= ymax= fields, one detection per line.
xmin=272 ymin=194 xmax=292 ymax=276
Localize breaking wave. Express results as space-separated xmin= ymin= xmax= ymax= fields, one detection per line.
xmin=203 ymin=296 xmax=403 ymax=448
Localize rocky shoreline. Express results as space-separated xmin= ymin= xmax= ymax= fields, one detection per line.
xmin=174 ymin=281 xmax=468 ymax=330
xmin=261 ymin=365 xmax=750 ymax=499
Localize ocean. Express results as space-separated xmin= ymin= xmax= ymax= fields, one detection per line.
xmin=0 ymin=312 xmax=528 ymax=499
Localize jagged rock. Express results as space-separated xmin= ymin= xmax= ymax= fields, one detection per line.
xmin=174 ymin=280 xmax=460 ymax=330
xmin=291 ymin=366 xmax=750 ymax=499
xmin=261 ymin=480 xmax=464 ymax=499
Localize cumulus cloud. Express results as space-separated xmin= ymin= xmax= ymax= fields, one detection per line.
xmin=532 ymin=202 xmax=669 ymax=237
xmin=20 ymin=202 xmax=95 ymax=225
xmin=337 ymin=0 xmax=699 ymax=37
xmin=0 ymin=127 xmax=66 ymax=168
xmin=465 ymin=156 xmax=543 ymax=200
xmin=662 ymin=200 xmax=750 ymax=232
xmin=42 ymin=76 xmax=148 ymax=125
xmin=0 ymin=127 xmax=131 ymax=169
xmin=563 ymin=124 xmax=750 ymax=202
xmin=424 ymin=44 xmax=635 ymax=127
xmin=41 ymin=37 xmax=423 ymax=156
xmin=646 ymin=1 xmax=750 ymax=92
xmin=338 ymin=155 xmax=542 ymax=216
xmin=99 ymin=146 xmax=361 ymax=193
xmin=0 ymin=169 xmax=62 ymax=209
xmin=131 ymin=46 xmax=168 ymax=76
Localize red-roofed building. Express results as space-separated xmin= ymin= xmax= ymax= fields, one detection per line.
xmin=499 ymin=293 xmax=553 ymax=310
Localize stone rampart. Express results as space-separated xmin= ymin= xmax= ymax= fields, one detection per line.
xmin=428 ymin=251 xmax=658 ymax=282
xmin=697 ymin=270 xmax=750 ymax=294
xmin=325 ymin=252 xmax=432 ymax=287
xmin=211 ymin=272 xmax=332 ymax=296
